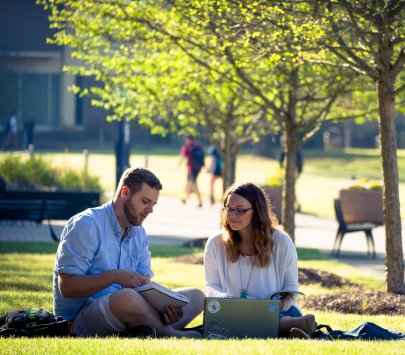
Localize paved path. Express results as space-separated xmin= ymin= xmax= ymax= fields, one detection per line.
xmin=1 ymin=195 xmax=404 ymax=281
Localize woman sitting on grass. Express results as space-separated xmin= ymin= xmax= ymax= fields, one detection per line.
xmin=204 ymin=182 xmax=317 ymax=338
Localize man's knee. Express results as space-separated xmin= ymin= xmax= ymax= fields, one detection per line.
xmin=109 ymin=289 xmax=148 ymax=320
xmin=177 ymin=287 xmax=204 ymax=313
xmin=191 ymin=288 xmax=204 ymax=311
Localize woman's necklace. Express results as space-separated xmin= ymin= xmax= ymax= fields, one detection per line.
xmin=239 ymin=256 xmax=254 ymax=298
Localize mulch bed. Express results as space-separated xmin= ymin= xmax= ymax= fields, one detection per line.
xmin=297 ymin=268 xmax=405 ymax=315
xmin=300 ymin=289 xmax=405 ymax=316
xmin=174 ymin=254 xmax=405 ymax=315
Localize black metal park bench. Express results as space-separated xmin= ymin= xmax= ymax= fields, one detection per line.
xmin=0 ymin=190 xmax=100 ymax=241
xmin=333 ymin=198 xmax=382 ymax=259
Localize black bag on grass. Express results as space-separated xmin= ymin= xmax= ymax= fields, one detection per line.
xmin=313 ymin=322 xmax=405 ymax=341
xmin=0 ymin=308 xmax=70 ymax=338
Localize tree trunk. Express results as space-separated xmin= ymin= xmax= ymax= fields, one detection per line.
xmin=283 ymin=136 xmax=296 ymax=242
xmin=222 ymin=153 xmax=236 ymax=193
xmin=282 ymin=68 xmax=299 ymax=242
xmin=221 ymin=130 xmax=237 ymax=193
xmin=377 ymin=73 xmax=405 ymax=293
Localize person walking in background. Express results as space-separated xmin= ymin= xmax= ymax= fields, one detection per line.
xmin=278 ymin=135 xmax=303 ymax=178
xmin=178 ymin=135 xmax=205 ymax=207
xmin=53 ymin=167 xmax=204 ymax=338
xmin=206 ymin=144 xmax=222 ymax=205
xmin=24 ymin=117 xmax=35 ymax=149
xmin=3 ymin=111 xmax=18 ymax=150
xmin=204 ymin=182 xmax=317 ymax=339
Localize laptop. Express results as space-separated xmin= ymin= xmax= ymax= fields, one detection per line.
xmin=203 ymin=297 xmax=280 ymax=339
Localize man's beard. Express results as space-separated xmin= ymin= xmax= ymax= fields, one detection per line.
xmin=123 ymin=199 xmax=142 ymax=226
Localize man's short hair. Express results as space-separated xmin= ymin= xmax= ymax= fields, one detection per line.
xmin=118 ymin=167 xmax=162 ymax=194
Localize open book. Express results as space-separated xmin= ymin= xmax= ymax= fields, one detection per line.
xmin=269 ymin=290 xmax=305 ymax=300
xmin=134 ymin=282 xmax=189 ymax=314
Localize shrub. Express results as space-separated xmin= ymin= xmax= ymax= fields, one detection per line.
xmin=266 ymin=167 xmax=284 ymax=187
xmin=58 ymin=169 xmax=102 ymax=191
xmin=343 ymin=178 xmax=382 ymax=190
xmin=0 ymin=153 xmax=103 ymax=193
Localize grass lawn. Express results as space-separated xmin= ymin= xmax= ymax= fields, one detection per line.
xmin=0 ymin=242 xmax=404 ymax=354
xmin=1 ymin=149 xmax=404 ymax=353
xmin=7 ymin=147 xmax=403 ymax=219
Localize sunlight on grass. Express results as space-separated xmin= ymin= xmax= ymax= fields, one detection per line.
xmin=0 ymin=148 xmax=404 ymax=354
xmin=0 ymin=291 xmax=53 ymax=313
xmin=1 ymin=336 xmax=405 ymax=355
xmin=0 ymin=242 xmax=403 ymax=354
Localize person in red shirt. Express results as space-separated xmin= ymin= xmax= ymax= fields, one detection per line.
xmin=178 ymin=135 xmax=204 ymax=207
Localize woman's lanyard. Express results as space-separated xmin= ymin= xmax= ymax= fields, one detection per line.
xmin=239 ymin=257 xmax=254 ymax=298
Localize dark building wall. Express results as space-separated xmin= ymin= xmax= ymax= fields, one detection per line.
xmin=0 ymin=0 xmax=58 ymax=53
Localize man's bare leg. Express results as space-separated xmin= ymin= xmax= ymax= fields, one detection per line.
xmin=182 ymin=181 xmax=193 ymax=204
xmin=191 ymin=181 xmax=202 ymax=207
xmin=109 ymin=289 xmax=202 ymax=338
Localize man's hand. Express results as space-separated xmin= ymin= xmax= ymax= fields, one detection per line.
xmin=114 ymin=270 xmax=150 ymax=288
xmin=162 ymin=304 xmax=183 ymax=325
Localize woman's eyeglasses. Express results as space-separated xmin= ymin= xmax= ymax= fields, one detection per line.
xmin=223 ymin=207 xmax=253 ymax=216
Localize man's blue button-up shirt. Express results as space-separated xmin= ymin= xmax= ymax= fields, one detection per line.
xmin=53 ymin=201 xmax=153 ymax=321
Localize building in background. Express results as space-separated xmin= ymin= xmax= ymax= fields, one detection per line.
xmin=1 ymin=1 xmax=402 ymax=152
xmin=0 ymin=0 xmax=174 ymax=150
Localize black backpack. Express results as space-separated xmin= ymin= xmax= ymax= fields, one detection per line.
xmin=190 ymin=144 xmax=205 ymax=171
xmin=0 ymin=308 xmax=71 ymax=338
xmin=313 ymin=322 xmax=405 ymax=341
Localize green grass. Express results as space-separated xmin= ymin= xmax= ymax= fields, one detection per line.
xmin=0 ymin=242 xmax=403 ymax=354
xmin=1 ymin=337 xmax=405 ymax=355
xmin=1 ymin=149 xmax=404 ymax=353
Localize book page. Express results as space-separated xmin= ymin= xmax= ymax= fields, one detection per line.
xmin=134 ymin=282 xmax=189 ymax=314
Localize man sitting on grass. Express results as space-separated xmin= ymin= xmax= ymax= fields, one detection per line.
xmin=53 ymin=167 xmax=204 ymax=338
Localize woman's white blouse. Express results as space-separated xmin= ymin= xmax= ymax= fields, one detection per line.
xmin=204 ymin=229 xmax=299 ymax=311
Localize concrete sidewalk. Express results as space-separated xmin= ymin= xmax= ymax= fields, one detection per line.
xmin=1 ymin=195 xmax=404 ymax=281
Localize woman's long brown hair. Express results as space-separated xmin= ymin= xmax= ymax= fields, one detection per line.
xmin=221 ymin=182 xmax=278 ymax=267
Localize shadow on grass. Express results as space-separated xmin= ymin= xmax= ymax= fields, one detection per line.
xmin=0 ymin=242 xmax=59 ymax=254
xmin=0 ymin=280 xmax=52 ymax=293
xmin=304 ymin=148 xmax=380 ymax=160
xmin=297 ymin=247 xmax=327 ymax=261
xmin=0 ymin=241 xmax=204 ymax=258
xmin=150 ymin=244 xmax=204 ymax=258
xmin=0 ymin=242 xmax=327 ymax=261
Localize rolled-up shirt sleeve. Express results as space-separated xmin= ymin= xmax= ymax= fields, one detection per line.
xmin=56 ymin=216 xmax=97 ymax=276
xmin=136 ymin=230 xmax=154 ymax=277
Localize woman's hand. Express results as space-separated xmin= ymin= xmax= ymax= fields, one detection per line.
xmin=280 ymin=292 xmax=293 ymax=310
xmin=162 ymin=304 xmax=183 ymax=324
xmin=280 ymin=299 xmax=286 ymax=309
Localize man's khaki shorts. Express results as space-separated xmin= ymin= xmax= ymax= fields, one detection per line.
xmin=73 ymin=293 xmax=126 ymax=337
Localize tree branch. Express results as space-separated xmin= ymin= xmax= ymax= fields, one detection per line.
xmin=394 ymin=82 xmax=405 ymax=96
xmin=392 ymin=47 xmax=405 ymax=77
xmin=330 ymin=22 xmax=377 ymax=78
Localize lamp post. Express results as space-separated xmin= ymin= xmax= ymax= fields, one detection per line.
xmin=115 ymin=118 xmax=130 ymax=188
